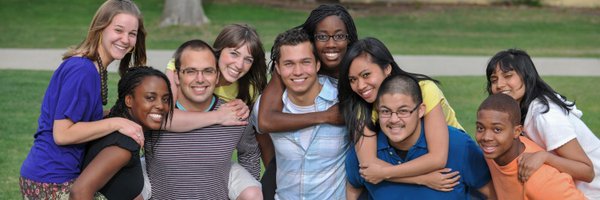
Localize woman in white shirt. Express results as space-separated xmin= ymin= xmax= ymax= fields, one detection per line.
xmin=485 ymin=48 xmax=599 ymax=199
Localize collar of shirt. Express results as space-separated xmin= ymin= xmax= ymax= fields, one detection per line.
xmin=377 ymin=119 xmax=427 ymax=154
xmin=281 ymin=75 xmax=338 ymax=109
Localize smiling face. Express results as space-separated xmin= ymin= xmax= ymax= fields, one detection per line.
xmin=275 ymin=41 xmax=321 ymax=101
xmin=218 ymin=44 xmax=254 ymax=84
xmin=175 ymin=48 xmax=219 ymax=111
xmin=490 ymin=66 xmax=526 ymax=103
xmin=98 ymin=13 xmax=138 ymax=64
xmin=476 ymin=109 xmax=523 ymax=165
xmin=314 ymin=15 xmax=349 ymax=71
xmin=348 ymin=54 xmax=392 ymax=103
xmin=126 ymin=76 xmax=170 ymax=131
xmin=378 ymin=93 xmax=425 ymax=150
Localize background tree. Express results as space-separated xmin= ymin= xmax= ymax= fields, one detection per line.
xmin=160 ymin=0 xmax=209 ymax=27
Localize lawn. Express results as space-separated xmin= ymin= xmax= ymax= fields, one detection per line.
xmin=0 ymin=0 xmax=599 ymax=57
xmin=1 ymin=70 xmax=599 ymax=198
xmin=1 ymin=0 xmax=599 ymax=198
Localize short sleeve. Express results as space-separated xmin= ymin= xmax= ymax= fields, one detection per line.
xmin=88 ymin=132 xmax=140 ymax=166
xmin=526 ymin=167 xmax=585 ymax=199
xmin=248 ymin=84 xmax=259 ymax=103
xmin=54 ymin=58 xmax=102 ymax=123
xmin=345 ymin=147 xmax=365 ymax=188
xmin=166 ymin=58 xmax=176 ymax=71
xmin=97 ymin=132 xmax=139 ymax=151
xmin=526 ymin=100 xmax=577 ymax=151
xmin=419 ymin=80 xmax=444 ymax=115
xmin=524 ymin=99 xmax=577 ymax=151
xmin=236 ymin=125 xmax=261 ymax=179
xmin=250 ymin=95 xmax=262 ymax=134
xmin=462 ymin=135 xmax=492 ymax=189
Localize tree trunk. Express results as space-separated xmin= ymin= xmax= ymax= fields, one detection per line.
xmin=160 ymin=0 xmax=210 ymax=27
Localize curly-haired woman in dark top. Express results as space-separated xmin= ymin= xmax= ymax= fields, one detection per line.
xmin=70 ymin=66 xmax=173 ymax=199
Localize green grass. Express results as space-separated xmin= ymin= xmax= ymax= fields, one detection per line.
xmin=1 ymin=0 xmax=599 ymax=198
xmin=0 ymin=70 xmax=119 ymax=199
xmin=0 ymin=0 xmax=599 ymax=57
xmin=2 ymin=70 xmax=599 ymax=198
xmin=437 ymin=76 xmax=600 ymax=135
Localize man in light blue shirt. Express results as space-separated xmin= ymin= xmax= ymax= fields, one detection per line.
xmin=251 ymin=28 xmax=349 ymax=200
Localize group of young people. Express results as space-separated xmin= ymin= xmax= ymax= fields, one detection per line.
xmin=18 ymin=0 xmax=599 ymax=199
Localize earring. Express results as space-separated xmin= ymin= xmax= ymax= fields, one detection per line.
xmin=128 ymin=45 xmax=136 ymax=67
xmin=98 ymin=32 xmax=103 ymax=47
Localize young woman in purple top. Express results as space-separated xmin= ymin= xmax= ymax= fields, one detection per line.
xmin=19 ymin=0 xmax=147 ymax=198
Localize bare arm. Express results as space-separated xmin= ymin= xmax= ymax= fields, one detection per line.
xmin=386 ymin=168 xmax=460 ymax=192
xmin=257 ymin=72 xmax=342 ymax=133
xmin=166 ymin=99 xmax=250 ymax=132
xmin=166 ymin=108 xmax=247 ymax=132
xmin=53 ymin=118 xmax=143 ymax=146
xmin=519 ymin=138 xmax=594 ymax=182
xmin=70 ymin=146 xmax=132 ymax=200
xmin=345 ymin=181 xmax=363 ymax=200
xmin=357 ymin=104 xmax=448 ymax=183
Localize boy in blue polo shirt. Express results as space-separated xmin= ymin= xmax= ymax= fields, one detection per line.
xmin=345 ymin=74 xmax=495 ymax=199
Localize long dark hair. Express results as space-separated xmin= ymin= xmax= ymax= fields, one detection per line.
xmin=213 ymin=24 xmax=267 ymax=107
xmin=299 ymin=4 xmax=359 ymax=45
xmin=108 ymin=66 xmax=174 ymax=155
xmin=338 ymin=37 xmax=438 ymax=142
xmin=485 ymin=48 xmax=573 ymax=123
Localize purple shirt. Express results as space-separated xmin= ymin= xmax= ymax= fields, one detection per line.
xmin=20 ymin=57 xmax=103 ymax=183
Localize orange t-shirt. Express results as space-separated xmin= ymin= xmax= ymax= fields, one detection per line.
xmin=485 ymin=136 xmax=585 ymax=200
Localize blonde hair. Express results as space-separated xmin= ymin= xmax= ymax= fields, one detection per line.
xmin=63 ymin=0 xmax=147 ymax=76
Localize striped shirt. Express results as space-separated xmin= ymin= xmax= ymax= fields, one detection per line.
xmin=145 ymin=98 xmax=260 ymax=199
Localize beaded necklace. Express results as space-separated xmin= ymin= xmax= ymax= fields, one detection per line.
xmin=97 ymin=55 xmax=108 ymax=105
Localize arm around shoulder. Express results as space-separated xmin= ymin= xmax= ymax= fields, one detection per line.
xmin=53 ymin=117 xmax=143 ymax=146
xmin=257 ymin=73 xmax=340 ymax=133
xmin=70 ymin=145 xmax=133 ymax=199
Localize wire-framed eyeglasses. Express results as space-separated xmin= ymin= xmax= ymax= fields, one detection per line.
xmin=378 ymin=103 xmax=421 ymax=118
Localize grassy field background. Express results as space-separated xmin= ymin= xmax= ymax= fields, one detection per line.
xmin=0 ymin=0 xmax=599 ymax=56
xmin=1 ymin=0 xmax=599 ymax=198
xmin=2 ymin=71 xmax=598 ymax=198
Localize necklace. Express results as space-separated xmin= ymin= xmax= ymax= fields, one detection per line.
xmin=97 ymin=55 xmax=108 ymax=105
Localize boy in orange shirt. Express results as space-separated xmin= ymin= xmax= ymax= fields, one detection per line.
xmin=475 ymin=93 xmax=585 ymax=200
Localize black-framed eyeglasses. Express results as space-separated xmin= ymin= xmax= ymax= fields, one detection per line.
xmin=314 ymin=34 xmax=349 ymax=42
xmin=378 ymin=103 xmax=421 ymax=118
xmin=179 ymin=67 xmax=217 ymax=77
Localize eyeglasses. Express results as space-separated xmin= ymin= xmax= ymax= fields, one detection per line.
xmin=180 ymin=67 xmax=217 ymax=77
xmin=314 ymin=34 xmax=349 ymax=42
xmin=378 ymin=103 xmax=421 ymax=118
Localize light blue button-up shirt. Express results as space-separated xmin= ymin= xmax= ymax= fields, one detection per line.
xmin=252 ymin=76 xmax=349 ymax=200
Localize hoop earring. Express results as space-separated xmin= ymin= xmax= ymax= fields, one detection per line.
xmin=128 ymin=45 xmax=136 ymax=67
xmin=129 ymin=53 xmax=135 ymax=67
xmin=98 ymin=33 xmax=103 ymax=48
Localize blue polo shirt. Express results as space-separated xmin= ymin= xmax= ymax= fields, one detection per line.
xmin=346 ymin=123 xmax=491 ymax=200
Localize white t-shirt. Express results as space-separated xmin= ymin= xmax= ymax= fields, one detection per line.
xmin=286 ymin=102 xmax=317 ymax=150
xmin=524 ymin=95 xmax=600 ymax=199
